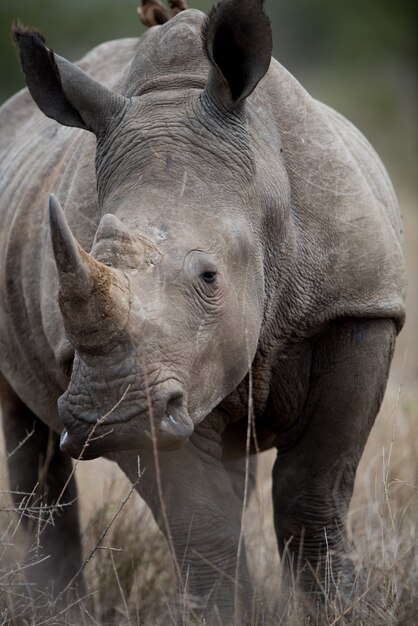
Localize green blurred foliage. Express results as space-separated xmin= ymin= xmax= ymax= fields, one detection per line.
xmin=0 ymin=0 xmax=416 ymax=190
xmin=270 ymin=0 xmax=416 ymax=69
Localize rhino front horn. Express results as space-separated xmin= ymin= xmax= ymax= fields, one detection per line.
xmin=49 ymin=194 xmax=130 ymax=352
xmin=49 ymin=194 xmax=92 ymax=300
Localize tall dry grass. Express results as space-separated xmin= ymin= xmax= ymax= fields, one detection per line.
xmin=1 ymin=381 xmax=418 ymax=625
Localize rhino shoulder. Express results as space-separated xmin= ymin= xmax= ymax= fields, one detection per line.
xmin=259 ymin=58 xmax=406 ymax=329
xmin=316 ymin=101 xmax=401 ymax=235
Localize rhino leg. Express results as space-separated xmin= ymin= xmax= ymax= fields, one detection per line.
xmin=117 ymin=424 xmax=253 ymax=623
xmin=223 ymin=455 xmax=257 ymax=512
xmin=272 ymin=318 xmax=396 ymax=602
xmin=0 ymin=374 xmax=84 ymax=603
xmin=221 ymin=421 xmax=258 ymax=504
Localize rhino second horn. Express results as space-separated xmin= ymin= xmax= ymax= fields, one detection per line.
xmin=49 ymin=194 xmax=92 ymax=300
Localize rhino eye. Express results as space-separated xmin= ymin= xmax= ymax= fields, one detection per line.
xmin=201 ymin=271 xmax=217 ymax=284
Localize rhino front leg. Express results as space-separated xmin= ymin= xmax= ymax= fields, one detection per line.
xmin=0 ymin=374 xmax=84 ymax=602
xmin=223 ymin=454 xmax=257 ymax=506
xmin=272 ymin=318 xmax=396 ymax=601
xmin=117 ymin=426 xmax=252 ymax=623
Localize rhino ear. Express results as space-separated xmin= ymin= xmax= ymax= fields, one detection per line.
xmin=203 ymin=0 xmax=272 ymax=109
xmin=12 ymin=25 xmax=127 ymax=134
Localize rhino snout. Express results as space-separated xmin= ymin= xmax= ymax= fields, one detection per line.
xmin=58 ymin=386 xmax=194 ymax=459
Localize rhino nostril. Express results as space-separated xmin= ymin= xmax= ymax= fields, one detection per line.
xmin=160 ymin=392 xmax=193 ymax=441
xmin=166 ymin=393 xmax=184 ymax=416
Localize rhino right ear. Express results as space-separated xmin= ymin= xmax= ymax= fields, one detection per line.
xmin=12 ymin=25 xmax=127 ymax=134
xmin=203 ymin=0 xmax=272 ymax=109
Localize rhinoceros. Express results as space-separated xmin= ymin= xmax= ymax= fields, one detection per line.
xmin=0 ymin=0 xmax=406 ymax=620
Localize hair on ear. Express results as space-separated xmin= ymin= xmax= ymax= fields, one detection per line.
xmin=12 ymin=24 xmax=66 ymax=99
xmin=11 ymin=21 xmax=46 ymax=47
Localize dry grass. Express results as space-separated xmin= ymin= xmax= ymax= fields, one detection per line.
xmin=1 ymin=382 xmax=418 ymax=625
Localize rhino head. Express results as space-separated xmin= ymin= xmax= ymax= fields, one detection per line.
xmin=13 ymin=1 xmax=275 ymax=458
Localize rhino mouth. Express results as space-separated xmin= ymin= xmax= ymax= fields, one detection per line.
xmin=58 ymin=401 xmax=195 ymax=459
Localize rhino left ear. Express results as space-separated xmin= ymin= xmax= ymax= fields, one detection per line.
xmin=203 ymin=0 xmax=272 ymax=109
xmin=12 ymin=25 xmax=127 ymax=134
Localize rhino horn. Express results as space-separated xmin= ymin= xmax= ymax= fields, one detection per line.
xmin=49 ymin=195 xmax=130 ymax=352
xmin=49 ymin=194 xmax=93 ymax=300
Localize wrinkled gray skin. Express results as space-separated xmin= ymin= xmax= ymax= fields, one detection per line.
xmin=0 ymin=1 xmax=406 ymax=621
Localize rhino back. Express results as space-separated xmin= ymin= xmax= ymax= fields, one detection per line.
xmin=0 ymin=38 xmax=140 ymax=428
